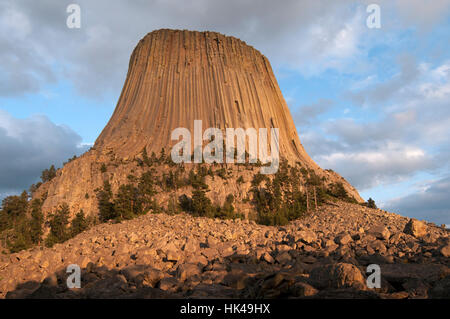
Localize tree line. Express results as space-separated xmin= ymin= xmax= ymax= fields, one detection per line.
xmin=0 ymin=191 xmax=93 ymax=253
xmin=1 ymin=150 xmax=377 ymax=253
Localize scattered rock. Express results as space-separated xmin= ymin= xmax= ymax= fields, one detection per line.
xmin=176 ymin=263 xmax=202 ymax=282
xmin=369 ymin=226 xmax=391 ymax=241
xmin=309 ymin=263 xmax=366 ymax=290
xmin=42 ymin=274 xmax=58 ymax=288
xmin=165 ymin=249 xmax=179 ymax=262
xmin=404 ymin=219 xmax=428 ymax=238
xmin=291 ymin=281 xmax=318 ymax=297
xmin=1 ymin=201 xmax=448 ymax=299
xmin=158 ymin=277 xmax=179 ymax=291
xmin=262 ymin=252 xmax=274 ymax=264
xmin=335 ymin=233 xmax=353 ymax=245
xmin=439 ymin=244 xmax=450 ymax=258
xmin=368 ymin=240 xmax=387 ymax=255
xmin=275 ymin=251 xmax=292 ymax=264
xmin=296 ymin=230 xmax=317 ymax=244
xmin=380 ymin=263 xmax=449 ymax=284
xmin=223 ymin=270 xmax=249 ymax=290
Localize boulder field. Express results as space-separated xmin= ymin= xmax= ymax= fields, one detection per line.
xmin=1 ymin=201 xmax=448 ymax=299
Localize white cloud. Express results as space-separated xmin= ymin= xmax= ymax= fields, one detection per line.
xmin=0 ymin=3 xmax=31 ymax=39
xmin=418 ymin=62 xmax=450 ymax=99
xmin=394 ymin=0 xmax=450 ymax=30
xmin=311 ymin=142 xmax=432 ymax=189
xmin=293 ymin=99 xmax=334 ymax=126
xmin=298 ymin=57 xmax=450 ymax=192
xmin=0 ymin=1 xmax=387 ymax=97
xmin=0 ymin=110 xmax=88 ymax=194
xmin=282 ymin=6 xmax=366 ymax=75
xmin=1 ymin=0 xmax=448 ymax=98
xmin=385 ymin=175 xmax=450 ymax=225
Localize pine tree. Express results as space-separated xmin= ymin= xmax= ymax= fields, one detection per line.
xmin=70 ymin=210 xmax=89 ymax=237
xmin=1 ymin=191 xmax=29 ymax=228
xmin=0 ymin=209 xmax=8 ymax=232
xmin=159 ymin=148 xmax=166 ymax=163
xmin=178 ymin=194 xmax=192 ymax=212
xmin=138 ymin=171 xmax=156 ymax=212
xmin=150 ymin=151 xmax=157 ymax=164
xmin=29 ymin=182 xmax=42 ymax=196
xmin=7 ymin=218 xmax=32 ymax=253
xmin=45 ymin=203 xmax=70 ymax=247
xmin=142 ymin=146 xmax=150 ymax=166
xmin=114 ymin=184 xmax=142 ymax=221
xmin=3 ymin=192 xmax=32 ymax=252
xmin=327 ymin=182 xmax=348 ymax=199
xmin=191 ymin=189 xmax=213 ymax=217
xmin=97 ymin=180 xmax=116 ymax=222
xmin=188 ymin=168 xmax=208 ymax=189
xmin=367 ymin=198 xmax=377 ymax=209
xmin=41 ymin=165 xmax=57 ymax=182
xmin=217 ymin=194 xmax=236 ymax=219
xmin=223 ymin=194 xmax=235 ymax=213
xmin=29 ymin=199 xmax=44 ymax=245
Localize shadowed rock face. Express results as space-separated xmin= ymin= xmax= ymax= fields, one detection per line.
xmin=95 ymin=29 xmax=313 ymax=165
xmin=36 ymin=29 xmax=363 ymax=216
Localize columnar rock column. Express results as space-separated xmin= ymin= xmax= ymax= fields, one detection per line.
xmin=95 ymin=29 xmax=316 ymax=166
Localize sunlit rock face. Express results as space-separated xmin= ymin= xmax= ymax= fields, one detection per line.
xmin=36 ymin=29 xmax=363 ymax=216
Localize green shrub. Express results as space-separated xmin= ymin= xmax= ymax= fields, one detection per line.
xmin=306 ymin=170 xmax=322 ymax=186
xmin=251 ymin=173 xmax=267 ymax=187
xmin=178 ymin=194 xmax=192 ymax=212
xmin=216 ymin=168 xmax=227 ymax=179
xmin=257 ymin=211 xmax=289 ymax=226
xmin=187 ymin=168 xmax=208 ymax=189
xmin=366 ymin=198 xmax=377 ymax=209
xmin=142 ymin=146 xmax=151 ymax=166
xmin=215 ymin=194 xmax=239 ymax=219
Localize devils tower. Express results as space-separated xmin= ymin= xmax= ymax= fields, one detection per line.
xmin=35 ymin=29 xmax=363 ymax=216
xmin=4 ymin=30 xmax=450 ymax=302
xmin=96 ymin=29 xmax=311 ymax=164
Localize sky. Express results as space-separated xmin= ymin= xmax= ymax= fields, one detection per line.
xmin=0 ymin=0 xmax=449 ymax=225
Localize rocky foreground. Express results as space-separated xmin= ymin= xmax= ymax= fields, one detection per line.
xmin=0 ymin=202 xmax=449 ymax=299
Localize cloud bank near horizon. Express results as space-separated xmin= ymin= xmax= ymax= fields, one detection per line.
xmin=0 ymin=110 xmax=88 ymax=197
